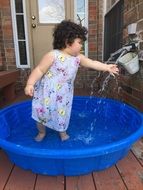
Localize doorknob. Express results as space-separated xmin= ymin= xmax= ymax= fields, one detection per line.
xmin=32 ymin=23 xmax=36 ymax=28
xmin=31 ymin=15 xmax=36 ymax=20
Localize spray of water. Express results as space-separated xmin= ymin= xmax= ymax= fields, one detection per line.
xmin=88 ymin=56 xmax=119 ymax=134
xmin=78 ymin=55 xmax=121 ymax=144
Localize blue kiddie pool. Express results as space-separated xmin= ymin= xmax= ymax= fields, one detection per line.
xmin=0 ymin=96 xmax=143 ymax=176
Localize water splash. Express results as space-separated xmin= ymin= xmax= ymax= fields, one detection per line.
xmin=78 ymin=112 xmax=86 ymax=118
xmin=97 ymin=74 xmax=111 ymax=94
xmin=78 ymin=72 xmax=101 ymax=118
xmin=86 ymin=56 xmax=120 ymax=133
xmin=74 ymin=133 xmax=95 ymax=145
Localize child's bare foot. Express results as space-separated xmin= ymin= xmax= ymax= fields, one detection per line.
xmin=59 ymin=132 xmax=70 ymax=141
xmin=35 ymin=132 xmax=46 ymax=142
xmin=35 ymin=124 xmax=46 ymax=142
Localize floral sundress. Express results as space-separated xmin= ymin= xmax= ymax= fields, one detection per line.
xmin=32 ymin=50 xmax=80 ymax=132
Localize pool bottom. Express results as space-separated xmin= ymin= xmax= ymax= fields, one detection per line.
xmin=5 ymin=110 xmax=136 ymax=150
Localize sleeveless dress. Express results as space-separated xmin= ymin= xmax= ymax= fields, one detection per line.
xmin=32 ymin=50 xmax=80 ymax=132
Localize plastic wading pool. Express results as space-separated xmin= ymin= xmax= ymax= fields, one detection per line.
xmin=0 ymin=96 xmax=143 ymax=176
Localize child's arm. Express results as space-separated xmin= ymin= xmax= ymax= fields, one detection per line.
xmin=79 ymin=54 xmax=119 ymax=75
xmin=25 ymin=51 xmax=54 ymax=96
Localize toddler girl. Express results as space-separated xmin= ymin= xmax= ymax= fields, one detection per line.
xmin=25 ymin=20 xmax=119 ymax=142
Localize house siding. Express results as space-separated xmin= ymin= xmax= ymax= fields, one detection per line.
xmin=75 ymin=0 xmax=104 ymax=89
xmin=119 ymin=0 xmax=143 ymax=111
xmin=0 ymin=0 xmax=15 ymax=70
xmin=0 ymin=0 xmax=143 ymax=111
xmin=100 ymin=0 xmax=143 ymax=111
xmin=0 ymin=0 xmax=103 ymax=91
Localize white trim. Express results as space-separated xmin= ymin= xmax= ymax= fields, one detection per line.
xmin=10 ymin=0 xmax=20 ymax=68
xmin=23 ymin=0 xmax=30 ymax=68
xmin=104 ymin=0 xmax=121 ymax=16
xmin=102 ymin=0 xmax=107 ymax=61
xmin=74 ymin=0 xmax=88 ymax=56
xmin=10 ymin=0 xmax=30 ymax=68
xmin=103 ymin=0 xmax=107 ymax=16
xmin=15 ymin=13 xmax=24 ymax=15
xmin=74 ymin=0 xmax=77 ymax=24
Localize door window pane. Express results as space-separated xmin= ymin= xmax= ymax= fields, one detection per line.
xmin=13 ymin=0 xmax=29 ymax=68
xmin=75 ymin=0 xmax=88 ymax=55
xmin=76 ymin=0 xmax=85 ymax=26
xmin=16 ymin=15 xmax=25 ymax=39
xmin=18 ymin=41 xmax=27 ymax=65
xmin=15 ymin=0 xmax=23 ymax=13
xmin=38 ymin=0 xmax=65 ymax=23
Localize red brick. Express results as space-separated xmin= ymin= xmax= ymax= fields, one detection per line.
xmin=0 ymin=0 xmax=10 ymax=7
xmin=124 ymin=8 xmax=138 ymax=25
xmin=89 ymin=29 xmax=96 ymax=35
xmin=132 ymin=89 xmax=143 ymax=99
xmin=138 ymin=2 xmax=143 ymax=19
xmin=0 ymin=57 xmax=3 ymax=65
xmin=5 ymin=48 xmax=15 ymax=57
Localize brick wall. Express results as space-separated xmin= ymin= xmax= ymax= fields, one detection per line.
xmin=0 ymin=1 xmax=6 ymax=70
xmin=88 ymin=0 xmax=97 ymax=59
xmin=0 ymin=0 xmax=36 ymax=91
xmin=118 ymin=0 xmax=143 ymax=111
xmin=82 ymin=0 xmax=143 ymax=112
xmin=0 ymin=9 xmax=4 ymax=68
xmin=75 ymin=0 xmax=104 ymax=89
xmin=0 ymin=0 xmax=16 ymax=70
xmin=99 ymin=0 xmax=143 ymax=111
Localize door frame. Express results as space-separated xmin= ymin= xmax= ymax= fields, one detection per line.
xmin=10 ymin=0 xmax=31 ymax=68
xmin=74 ymin=0 xmax=88 ymax=56
xmin=10 ymin=0 xmax=88 ymax=69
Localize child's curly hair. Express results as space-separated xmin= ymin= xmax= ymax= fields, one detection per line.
xmin=53 ymin=20 xmax=88 ymax=49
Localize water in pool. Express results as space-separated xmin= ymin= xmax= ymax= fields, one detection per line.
xmin=6 ymin=100 xmax=137 ymax=150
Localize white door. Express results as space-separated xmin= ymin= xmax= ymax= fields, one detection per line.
xmin=26 ymin=0 xmax=74 ymax=66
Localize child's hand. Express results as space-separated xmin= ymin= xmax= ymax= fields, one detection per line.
xmin=106 ymin=64 xmax=119 ymax=76
xmin=24 ymin=84 xmax=34 ymax=97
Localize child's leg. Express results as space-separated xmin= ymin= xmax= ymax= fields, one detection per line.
xmin=35 ymin=123 xmax=46 ymax=142
xmin=59 ymin=131 xmax=69 ymax=141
